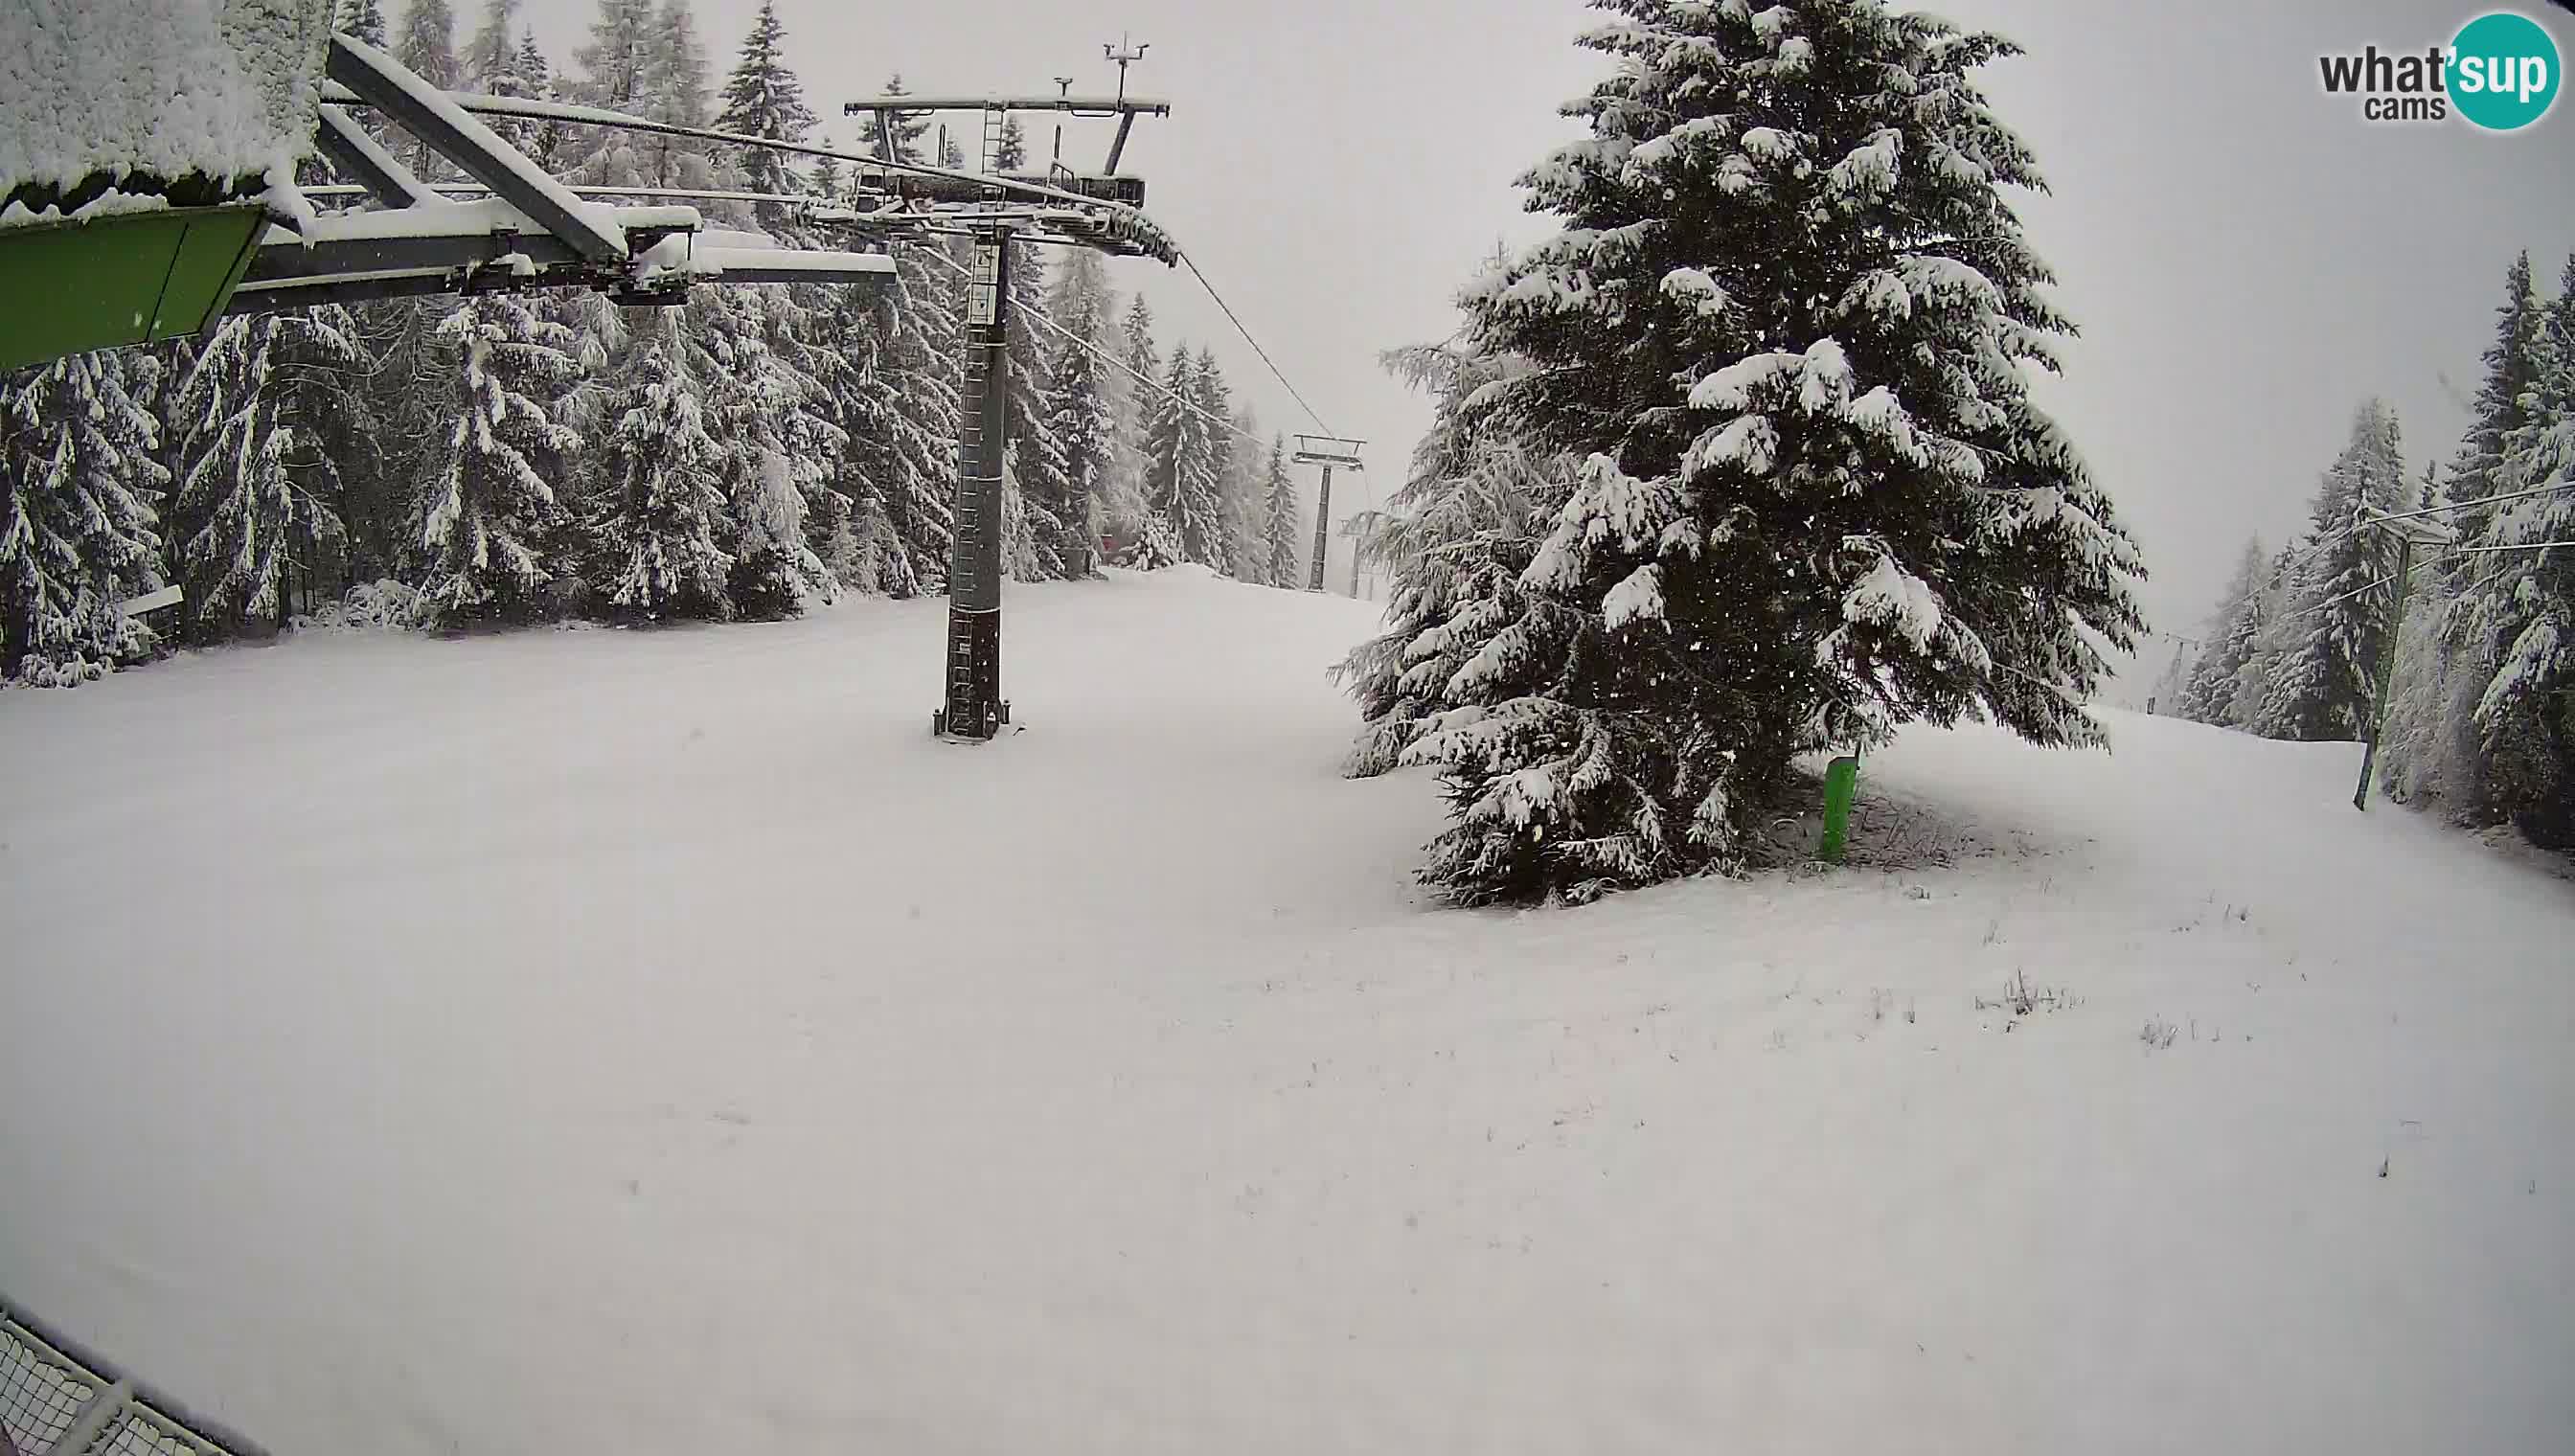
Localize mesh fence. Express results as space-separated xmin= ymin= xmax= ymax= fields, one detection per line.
xmin=1 ymin=1321 xmax=98 ymax=1456
xmin=0 ymin=1308 xmax=255 ymax=1456
xmin=95 ymin=1406 xmax=221 ymax=1456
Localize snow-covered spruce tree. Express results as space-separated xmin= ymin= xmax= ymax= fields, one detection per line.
xmin=392 ymin=0 xmax=460 ymax=176
xmin=516 ymin=29 xmax=571 ymax=175
xmin=172 ymin=307 xmax=371 ymax=636
xmin=1262 ymin=434 xmax=1303 ymax=588
xmin=2378 ymin=460 xmax=2472 ymax=808
xmin=1184 ymin=349 xmax=1244 ymax=572
xmin=690 ymin=284 xmax=838 ymax=618
xmin=463 ymin=0 xmax=520 ymax=93
xmin=339 ymin=0 xmax=388 ymax=47
xmin=1222 ymin=405 xmax=1267 ymax=580
xmin=569 ymin=0 xmax=656 ymax=188
xmin=855 ymin=75 xmax=930 ymax=167
xmin=763 ymin=274 xmax=865 ymax=586
xmin=1333 ymin=336 xmax=1576 ymax=776
xmin=457 ymin=1 xmax=536 ymax=157
xmin=878 ymin=240 xmax=966 ymax=592
xmin=2455 ymin=257 xmax=2575 ymax=847
xmin=2448 ymin=253 xmax=2546 ymax=553
xmin=1397 ymin=0 xmax=2143 ymax=904
xmin=714 ymin=0 xmax=814 ymax=234
xmin=2230 ymin=541 xmax=2300 ymax=728
xmin=418 ymin=289 xmax=581 ymax=625
xmin=1042 ymin=264 xmax=1117 ymax=577
xmin=1118 ymin=514 xmax=1185 ymax=571
xmin=1111 ymin=292 xmax=1161 ymax=542
xmin=2391 ymin=256 xmax=2555 ymax=820
xmin=1002 ymin=242 xmax=1076 ymax=581
xmin=2254 ymin=400 xmax=2410 ymax=741
xmin=1145 ymin=349 xmax=1225 ymax=565
xmin=641 ymin=0 xmax=715 ymax=190
xmin=2176 ymin=535 xmax=2266 ymax=725
xmin=585 ymin=310 xmax=731 ymax=621
xmin=0 ymin=354 xmax=168 ymax=684
xmin=807 ymin=268 xmax=914 ymax=594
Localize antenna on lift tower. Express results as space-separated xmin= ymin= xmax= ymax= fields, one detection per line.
xmin=1051 ymin=77 xmax=1075 ymax=175
xmin=1104 ymin=35 xmax=1151 ymax=171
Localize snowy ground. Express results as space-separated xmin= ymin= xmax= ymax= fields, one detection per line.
xmin=3 ymin=567 xmax=2570 ymax=1455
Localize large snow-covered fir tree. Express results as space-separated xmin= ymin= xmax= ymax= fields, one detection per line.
xmin=338 ymin=0 xmax=388 ymax=46
xmin=2452 ymin=256 xmax=2575 ymax=846
xmin=391 ymin=0 xmax=460 ymax=174
xmin=418 ymin=290 xmax=581 ymax=624
xmin=1043 ymin=262 xmax=1119 ymax=577
xmin=1384 ymin=0 xmax=2143 ymax=902
xmin=461 ymin=0 xmax=518 ymax=93
xmin=516 ymin=28 xmax=572 ymax=175
xmin=2447 ymin=253 xmax=2546 ymax=552
xmin=690 ymin=285 xmax=837 ymax=618
xmin=1262 ymin=434 xmax=1304 ymax=589
xmin=2176 ymin=536 xmax=2267 ymax=726
xmin=713 ymin=0 xmax=813 ymax=232
xmin=843 ymin=239 xmax=963 ymax=594
xmin=1144 ymin=348 xmax=1225 ymax=566
xmin=1111 ymin=292 xmax=1161 ymax=543
xmin=1001 ymin=242 xmax=1077 ymax=581
xmin=855 ymin=75 xmax=930 ymax=166
xmin=171 ymin=308 xmax=372 ymax=634
xmin=569 ymin=0 xmax=657 ymax=187
xmin=0 ymin=353 xmax=168 ymax=684
xmin=1335 ymin=337 xmax=1574 ymax=776
xmin=2253 ymin=400 xmax=2410 ymax=741
xmin=2383 ymin=254 xmax=2555 ymax=822
xmin=1220 ymin=404 xmax=1267 ymax=580
xmin=585 ymin=311 xmax=731 ymax=621
xmin=1188 ymin=349 xmax=1243 ymax=571
xmin=641 ymin=0 xmax=715 ymax=189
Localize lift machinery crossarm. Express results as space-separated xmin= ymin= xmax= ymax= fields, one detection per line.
xmin=841 ymin=95 xmax=1171 ymax=118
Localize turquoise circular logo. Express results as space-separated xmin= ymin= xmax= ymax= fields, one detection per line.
xmin=2450 ymin=11 xmax=2561 ymax=131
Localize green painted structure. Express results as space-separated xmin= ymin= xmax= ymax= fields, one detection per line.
xmin=0 ymin=204 xmax=269 ymax=373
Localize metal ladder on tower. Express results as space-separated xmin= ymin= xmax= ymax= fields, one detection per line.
xmin=979 ymin=106 xmax=1009 ymax=173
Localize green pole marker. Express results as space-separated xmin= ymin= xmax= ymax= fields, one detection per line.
xmin=1820 ymin=754 xmax=1860 ymax=864
xmin=2353 ymin=532 xmax=2418 ymax=813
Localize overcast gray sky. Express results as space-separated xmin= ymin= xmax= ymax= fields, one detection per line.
xmin=520 ymin=0 xmax=2572 ymax=688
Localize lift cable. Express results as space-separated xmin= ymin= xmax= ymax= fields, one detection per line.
xmin=1174 ymin=250 xmax=1341 ymax=441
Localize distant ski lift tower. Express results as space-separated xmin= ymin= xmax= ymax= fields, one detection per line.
xmin=845 ymin=68 xmax=1171 ymax=743
xmin=1292 ymin=435 xmax=1366 ymax=593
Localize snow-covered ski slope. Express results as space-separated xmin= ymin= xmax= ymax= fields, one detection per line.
xmin=3 ymin=566 xmax=2568 ymax=1455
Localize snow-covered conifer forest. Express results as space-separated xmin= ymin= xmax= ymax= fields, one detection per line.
xmin=2 ymin=2 xmax=2569 ymax=1453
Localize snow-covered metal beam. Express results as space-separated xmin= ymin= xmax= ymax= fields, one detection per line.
xmin=312 ymin=105 xmax=435 ymax=211
xmin=318 ymin=80 xmax=1178 ymax=262
xmin=693 ymin=248 xmax=897 ymax=285
xmin=232 ymin=203 xmax=894 ymax=315
xmin=324 ymin=33 xmax=627 ymax=263
xmin=839 ymin=95 xmax=1171 ymax=116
